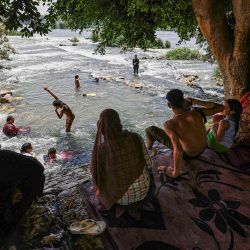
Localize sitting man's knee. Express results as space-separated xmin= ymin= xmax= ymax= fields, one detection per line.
xmin=146 ymin=126 xmax=157 ymax=135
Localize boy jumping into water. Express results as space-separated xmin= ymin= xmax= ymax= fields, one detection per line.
xmin=44 ymin=87 xmax=75 ymax=132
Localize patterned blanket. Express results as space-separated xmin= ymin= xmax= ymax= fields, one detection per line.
xmin=79 ymin=146 xmax=250 ymax=250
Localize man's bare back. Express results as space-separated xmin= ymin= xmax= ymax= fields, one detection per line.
xmin=166 ymin=109 xmax=207 ymax=156
xmin=146 ymin=89 xmax=224 ymax=178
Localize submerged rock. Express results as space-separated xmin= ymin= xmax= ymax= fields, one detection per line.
xmin=179 ymin=74 xmax=200 ymax=85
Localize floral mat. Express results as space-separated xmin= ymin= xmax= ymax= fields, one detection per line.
xmin=79 ymin=146 xmax=250 ymax=250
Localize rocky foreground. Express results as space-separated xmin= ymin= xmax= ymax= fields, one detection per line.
xmin=20 ymin=165 xmax=104 ymax=250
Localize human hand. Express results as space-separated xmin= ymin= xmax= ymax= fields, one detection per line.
xmin=44 ymin=85 xmax=48 ymax=91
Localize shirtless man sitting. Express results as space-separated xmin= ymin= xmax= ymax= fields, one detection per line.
xmin=44 ymin=87 xmax=75 ymax=132
xmin=146 ymin=89 xmax=224 ymax=178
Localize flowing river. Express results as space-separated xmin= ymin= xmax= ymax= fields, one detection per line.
xmin=0 ymin=30 xmax=223 ymax=166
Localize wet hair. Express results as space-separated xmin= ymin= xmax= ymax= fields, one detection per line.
xmin=48 ymin=147 xmax=56 ymax=155
xmin=226 ymin=99 xmax=243 ymax=137
xmin=166 ymin=89 xmax=184 ymax=108
xmin=53 ymin=99 xmax=63 ymax=107
xmin=6 ymin=115 xmax=14 ymax=122
xmin=21 ymin=142 xmax=32 ymax=153
xmin=75 ymin=75 xmax=79 ymax=79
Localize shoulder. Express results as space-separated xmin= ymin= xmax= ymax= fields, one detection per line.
xmin=164 ymin=120 xmax=175 ymax=131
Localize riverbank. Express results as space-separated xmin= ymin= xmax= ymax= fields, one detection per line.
xmin=17 ymin=164 xmax=105 ymax=249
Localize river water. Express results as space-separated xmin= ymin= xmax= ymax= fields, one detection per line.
xmin=0 ymin=30 xmax=223 ymax=166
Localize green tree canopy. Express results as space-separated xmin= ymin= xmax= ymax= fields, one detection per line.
xmin=1 ymin=0 xmax=249 ymax=98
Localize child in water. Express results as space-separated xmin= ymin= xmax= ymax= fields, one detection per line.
xmin=20 ymin=142 xmax=36 ymax=158
xmin=75 ymin=75 xmax=80 ymax=88
xmin=207 ymin=99 xmax=242 ymax=152
xmin=44 ymin=86 xmax=75 ymax=132
xmin=2 ymin=115 xmax=19 ymax=137
xmin=46 ymin=147 xmax=58 ymax=163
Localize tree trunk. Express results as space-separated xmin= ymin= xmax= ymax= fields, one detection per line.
xmin=192 ymin=0 xmax=250 ymax=99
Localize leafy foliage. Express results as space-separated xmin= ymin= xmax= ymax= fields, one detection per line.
xmin=0 ymin=0 xmax=51 ymax=36
xmin=165 ymin=48 xmax=203 ymax=60
xmin=214 ymin=66 xmax=222 ymax=79
xmin=0 ymin=0 xmax=198 ymax=46
xmin=0 ymin=0 xmax=233 ymax=50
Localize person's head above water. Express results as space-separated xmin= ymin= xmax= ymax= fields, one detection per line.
xmin=48 ymin=147 xmax=57 ymax=159
xmin=166 ymin=89 xmax=184 ymax=109
xmin=135 ymin=54 xmax=137 ymax=58
xmin=21 ymin=142 xmax=32 ymax=154
xmin=75 ymin=75 xmax=79 ymax=80
xmin=6 ymin=115 xmax=14 ymax=123
xmin=53 ymin=99 xmax=63 ymax=108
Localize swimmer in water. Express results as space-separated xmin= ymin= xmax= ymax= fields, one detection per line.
xmin=2 ymin=115 xmax=19 ymax=137
xmin=47 ymin=147 xmax=57 ymax=163
xmin=20 ymin=142 xmax=36 ymax=158
xmin=75 ymin=75 xmax=80 ymax=88
xmin=44 ymin=86 xmax=75 ymax=132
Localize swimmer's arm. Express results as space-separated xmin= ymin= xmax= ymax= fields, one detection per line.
xmin=164 ymin=122 xmax=183 ymax=178
xmin=55 ymin=109 xmax=64 ymax=119
xmin=214 ymin=119 xmax=229 ymax=141
xmin=44 ymin=87 xmax=59 ymax=100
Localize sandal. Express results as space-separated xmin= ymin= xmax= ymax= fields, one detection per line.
xmin=69 ymin=219 xmax=106 ymax=235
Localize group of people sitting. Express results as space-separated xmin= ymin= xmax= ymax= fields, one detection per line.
xmin=0 ymin=88 xmax=245 ymax=246
xmin=90 ymin=89 xmax=243 ymax=209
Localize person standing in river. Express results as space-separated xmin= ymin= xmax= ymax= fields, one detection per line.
xmin=75 ymin=75 xmax=80 ymax=88
xmin=133 ymin=55 xmax=139 ymax=76
xmin=44 ymin=87 xmax=75 ymax=132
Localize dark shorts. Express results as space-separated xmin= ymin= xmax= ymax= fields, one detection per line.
xmin=146 ymin=126 xmax=201 ymax=161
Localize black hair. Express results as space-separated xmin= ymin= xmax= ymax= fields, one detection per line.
xmin=75 ymin=75 xmax=79 ymax=79
xmin=53 ymin=99 xmax=63 ymax=107
xmin=21 ymin=143 xmax=32 ymax=153
xmin=6 ymin=115 xmax=14 ymax=122
xmin=48 ymin=147 xmax=56 ymax=155
xmin=166 ymin=89 xmax=184 ymax=108
xmin=226 ymin=99 xmax=243 ymax=137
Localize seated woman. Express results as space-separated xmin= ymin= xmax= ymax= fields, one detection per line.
xmin=207 ymin=99 xmax=242 ymax=153
xmin=90 ymin=109 xmax=152 ymax=209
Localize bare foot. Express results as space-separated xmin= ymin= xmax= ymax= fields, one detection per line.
xmin=158 ymin=165 xmax=175 ymax=177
